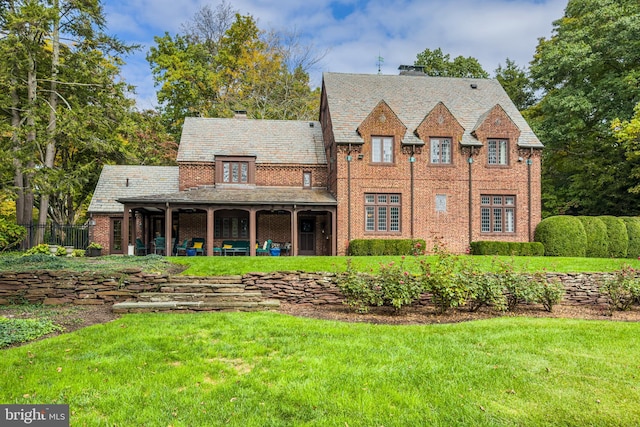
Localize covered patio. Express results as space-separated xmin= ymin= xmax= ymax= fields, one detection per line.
xmin=117 ymin=187 xmax=337 ymax=256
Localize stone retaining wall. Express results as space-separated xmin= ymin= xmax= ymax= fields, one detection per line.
xmin=0 ymin=269 xmax=618 ymax=307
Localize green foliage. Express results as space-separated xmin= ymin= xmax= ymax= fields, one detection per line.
xmin=417 ymin=246 xmax=468 ymax=313
xmin=414 ymin=47 xmax=489 ymax=78
xmin=24 ymin=244 xmax=53 ymax=256
xmin=529 ymin=0 xmax=640 ymax=216
xmin=534 ymin=216 xmax=587 ymax=257
xmin=622 ymin=217 xmax=640 ymax=258
xmin=577 ymin=216 xmax=609 ymax=258
xmin=493 ymin=258 xmax=537 ymax=311
xmin=0 ymin=317 xmax=62 ymax=348
xmin=462 ymin=262 xmax=507 ymax=312
xmin=599 ymin=265 xmax=640 ymax=311
xmin=374 ymin=258 xmax=423 ymax=312
xmin=470 ymin=241 xmax=544 ymax=256
xmin=336 ymin=259 xmax=379 ymax=313
xmin=494 ymin=58 xmax=536 ymax=111
xmin=598 ymin=216 xmax=629 ymax=258
xmin=348 ymin=239 xmax=426 ymax=256
xmin=531 ymin=272 xmax=564 ymax=312
xmin=0 ymin=219 xmax=26 ymax=251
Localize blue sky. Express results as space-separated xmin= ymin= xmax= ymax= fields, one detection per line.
xmin=102 ymin=0 xmax=567 ymax=110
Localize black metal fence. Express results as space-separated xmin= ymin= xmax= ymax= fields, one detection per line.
xmin=20 ymin=224 xmax=90 ymax=250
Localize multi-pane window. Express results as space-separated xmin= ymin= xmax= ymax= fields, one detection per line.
xmin=481 ymin=195 xmax=515 ymax=233
xmin=372 ymin=136 xmax=394 ymax=163
xmin=430 ymin=138 xmax=452 ymax=164
xmin=365 ymin=193 xmax=401 ymax=232
xmin=222 ymin=161 xmax=249 ymax=183
xmin=303 ymin=171 xmax=312 ymax=188
xmin=488 ymin=139 xmax=508 ymax=165
xmin=214 ymin=217 xmax=249 ymax=239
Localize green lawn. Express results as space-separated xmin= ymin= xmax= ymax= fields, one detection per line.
xmin=170 ymin=254 xmax=640 ymax=276
xmin=1 ymin=311 xmax=639 ymax=426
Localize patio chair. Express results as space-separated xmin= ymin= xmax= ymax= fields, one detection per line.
xmin=154 ymin=236 xmax=166 ymax=255
xmin=190 ymin=237 xmax=205 ymax=255
xmin=175 ymin=239 xmax=189 ymax=256
xmin=135 ymin=238 xmax=147 ymax=256
xmin=256 ymin=239 xmax=272 ymax=256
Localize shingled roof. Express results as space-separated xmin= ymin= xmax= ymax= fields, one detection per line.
xmin=88 ymin=165 xmax=179 ymax=213
xmin=177 ymin=118 xmax=326 ymax=164
xmin=322 ymin=72 xmax=543 ymax=148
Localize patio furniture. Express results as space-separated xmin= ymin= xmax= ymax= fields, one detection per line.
xmin=175 ymin=239 xmax=189 ymax=256
xmin=190 ymin=238 xmax=206 ymax=256
xmin=256 ymin=239 xmax=272 ymax=256
xmin=154 ymin=236 xmax=166 ymax=255
xmin=221 ymin=240 xmax=250 ymax=256
xmin=135 ymin=238 xmax=147 ymax=256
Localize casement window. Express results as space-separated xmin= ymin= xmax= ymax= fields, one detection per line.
xmin=430 ymin=138 xmax=452 ymax=164
xmin=481 ymin=195 xmax=515 ymax=233
xmin=214 ymin=215 xmax=249 ymax=239
xmin=488 ymin=139 xmax=508 ymax=165
xmin=365 ymin=193 xmax=401 ymax=232
xmin=372 ymin=136 xmax=394 ymax=163
xmin=216 ymin=157 xmax=255 ymax=184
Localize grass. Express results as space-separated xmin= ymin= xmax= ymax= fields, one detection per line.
xmin=1 ymin=311 xmax=639 ymax=426
xmin=0 ymin=253 xmax=176 ymax=274
xmin=170 ymin=254 xmax=640 ymax=276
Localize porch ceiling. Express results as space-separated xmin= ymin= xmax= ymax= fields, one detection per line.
xmin=117 ymin=186 xmax=337 ymax=207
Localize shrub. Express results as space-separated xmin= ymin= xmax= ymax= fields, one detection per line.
xmin=0 ymin=218 xmax=26 ymax=251
xmin=417 ymin=246 xmax=468 ymax=313
xmin=531 ymin=272 xmax=564 ymax=312
xmin=462 ymin=262 xmax=507 ymax=312
xmin=493 ymin=258 xmax=537 ymax=311
xmin=534 ymin=216 xmax=587 ymax=257
xmin=348 ymin=239 xmax=426 ymax=256
xmin=599 ymin=266 xmax=640 ymax=311
xmin=374 ymin=258 xmax=423 ymax=312
xmin=24 ymin=244 xmax=53 ymax=256
xmin=598 ymin=216 xmax=628 ymax=258
xmin=336 ymin=259 xmax=380 ymax=313
xmin=577 ymin=216 xmax=609 ymax=258
xmin=621 ymin=217 xmax=640 ymax=259
xmin=369 ymin=239 xmax=386 ymax=256
xmin=470 ymin=241 xmax=544 ymax=256
xmin=347 ymin=240 xmax=369 ymax=256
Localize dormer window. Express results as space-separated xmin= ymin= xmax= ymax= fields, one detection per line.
xmin=488 ymin=139 xmax=508 ymax=165
xmin=430 ymin=138 xmax=452 ymax=164
xmin=215 ymin=156 xmax=255 ymax=185
xmin=372 ymin=136 xmax=393 ymax=163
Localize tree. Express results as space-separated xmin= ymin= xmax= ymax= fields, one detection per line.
xmin=414 ymin=48 xmax=489 ymax=78
xmin=613 ymin=102 xmax=640 ymax=194
xmin=494 ymin=58 xmax=536 ymax=111
xmin=147 ymin=4 xmax=320 ymax=140
xmin=0 ymin=0 xmax=136 ymax=232
xmin=528 ymin=0 xmax=640 ymax=216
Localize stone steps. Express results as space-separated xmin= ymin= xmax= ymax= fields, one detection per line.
xmin=111 ymin=278 xmax=280 ymax=313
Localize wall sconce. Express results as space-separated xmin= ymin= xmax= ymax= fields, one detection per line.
xmin=526 ymin=158 xmax=533 ymax=165
xmin=409 ymin=156 xmax=416 ymax=163
xmin=346 ymin=155 xmax=352 ymax=161
xmin=357 ymin=154 xmax=364 ymax=160
xmin=88 ymin=219 xmax=96 ymax=226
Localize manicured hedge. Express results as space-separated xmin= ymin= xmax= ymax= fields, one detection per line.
xmin=622 ymin=217 xmax=640 ymax=258
xmin=577 ymin=216 xmax=609 ymax=258
xmin=348 ymin=239 xmax=426 ymax=256
xmin=598 ymin=216 xmax=628 ymax=258
xmin=470 ymin=241 xmax=544 ymax=256
xmin=534 ymin=216 xmax=587 ymax=257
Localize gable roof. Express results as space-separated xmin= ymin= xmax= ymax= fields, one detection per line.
xmin=88 ymin=165 xmax=179 ymax=213
xmin=177 ymin=117 xmax=327 ymax=164
xmin=322 ymin=72 xmax=543 ymax=148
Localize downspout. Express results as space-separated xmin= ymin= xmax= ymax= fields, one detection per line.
xmin=527 ymin=148 xmax=533 ymax=241
xmin=468 ymin=154 xmax=474 ymax=247
xmin=409 ymin=148 xmax=415 ymax=239
xmin=346 ymin=144 xmax=352 ymax=245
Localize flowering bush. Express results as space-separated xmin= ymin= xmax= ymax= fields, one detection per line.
xmin=600 ymin=265 xmax=640 ymax=311
xmin=375 ymin=258 xmax=422 ymax=312
xmin=417 ymin=244 xmax=469 ymax=313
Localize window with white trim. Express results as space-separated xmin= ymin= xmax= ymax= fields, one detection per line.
xmin=372 ymin=136 xmax=394 ymax=163
xmin=365 ymin=193 xmax=401 ymax=232
xmin=481 ymin=195 xmax=515 ymax=233
xmin=430 ymin=138 xmax=452 ymax=164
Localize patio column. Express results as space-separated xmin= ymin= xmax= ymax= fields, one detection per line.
xmin=164 ymin=205 xmax=173 ymax=255
xmin=291 ymin=208 xmax=298 ymax=256
xmin=207 ymin=208 xmax=214 ymax=256
xmin=331 ymin=207 xmax=337 ymax=256
xmin=122 ymin=204 xmax=130 ymax=254
xmin=249 ymin=208 xmax=256 ymax=256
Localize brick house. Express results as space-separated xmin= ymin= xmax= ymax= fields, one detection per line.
xmin=88 ymin=70 xmax=542 ymax=256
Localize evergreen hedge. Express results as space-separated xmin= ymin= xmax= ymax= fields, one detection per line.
xmin=470 ymin=241 xmax=544 ymax=256
xmin=598 ymin=216 xmax=628 ymax=258
xmin=622 ymin=217 xmax=640 ymax=258
xmin=534 ymin=216 xmax=587 ymax=257
xmin=348 ymin=239 xmax=426 ymax=256
xmin=577 ymin=216 xmax=609 ymax=258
